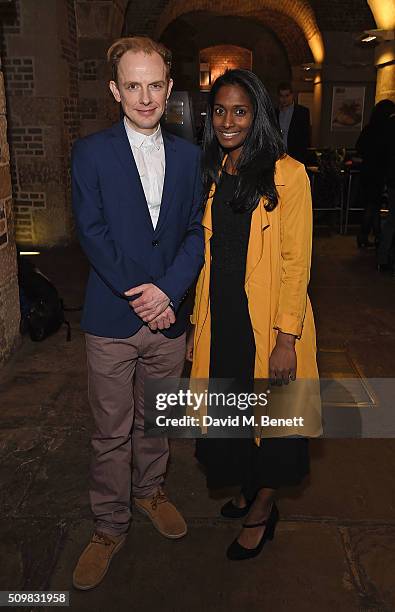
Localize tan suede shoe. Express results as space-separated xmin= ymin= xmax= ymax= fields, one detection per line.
xmin=134 ymin=488 xmax=187 ymax=539
xmin=72 ymin=531 xmax=126 ymax=590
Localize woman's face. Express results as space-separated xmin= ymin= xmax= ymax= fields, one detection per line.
xmin=212 ymin=83 xmax=253 ymax=152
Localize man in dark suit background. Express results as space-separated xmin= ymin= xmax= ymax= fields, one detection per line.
xmin=71 ymin=37 xmax=204 ymax=590
xmin=276 ymin=81 xmax=311 ymax=164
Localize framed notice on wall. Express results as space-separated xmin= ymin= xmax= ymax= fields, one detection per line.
xmin=331 ymin=86 xmax=365 ymax=131
xmin=0 ymin=201 xmax=8 ymax=249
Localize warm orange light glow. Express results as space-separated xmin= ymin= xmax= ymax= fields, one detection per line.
xmin=308 ymin=32 xmax=325 ymax=64
xmin=199 ymin=45 xmax=252 ymax=88
xmin=210 ymin=61 xmax=237 ymax=83
xmin=368 ymin=0 xmax=395 ymax=30
xmin=375 ymin=43 xmax=395 ymax=66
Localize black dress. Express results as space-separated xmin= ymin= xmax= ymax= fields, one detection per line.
xmin=195 ymin=172 xmax=309 ymax=500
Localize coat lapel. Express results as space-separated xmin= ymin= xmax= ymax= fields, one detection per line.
xmin=203 ymin=157 xmax=286 ymax=280
xmin=155 ymin=130 xmax=178 ymax=234
xmin=245 ymin=158 xmax=286 ymax=281
xmin=109 ymin=121 xmax=153 ymax=230
xmin=202 ymin=184 xmax=214 ymax=242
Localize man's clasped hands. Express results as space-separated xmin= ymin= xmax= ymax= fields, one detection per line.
xmin=125 ymin=284 xmax=174 ymax=331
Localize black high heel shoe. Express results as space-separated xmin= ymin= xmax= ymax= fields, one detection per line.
xmin=220 ymin=496 xmax=253 ymax=519
xmin=226 ymin=503 xmax=279 ymax=561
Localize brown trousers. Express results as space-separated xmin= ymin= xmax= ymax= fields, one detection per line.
xmin=85 ymin=327 xmax=186 ymax=536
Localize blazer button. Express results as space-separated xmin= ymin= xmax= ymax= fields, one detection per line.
xmin=152 ymin=240 xmax=159 ymax=247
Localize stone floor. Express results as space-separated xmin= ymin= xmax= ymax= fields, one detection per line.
xmin=1 ymin=233 xmax=395 ymax=611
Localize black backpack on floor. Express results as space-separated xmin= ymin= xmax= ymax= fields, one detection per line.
xmin=18 ymin=256 xmax=71 ymax=342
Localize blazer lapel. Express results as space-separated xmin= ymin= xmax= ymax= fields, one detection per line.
xmin=155 ymin=130 xmax=178 ymax=233
xmin=109 ymin=121 xmax=153 ymax=230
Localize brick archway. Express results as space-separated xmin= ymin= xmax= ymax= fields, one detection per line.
xmin=200 ymin=45 xmax=253 ymax=85
xmin=156 ymin=0 xmax=324 ymax=65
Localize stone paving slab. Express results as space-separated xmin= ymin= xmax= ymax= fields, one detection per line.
xmin=347 ymin=339 xmax=395 ymax=378
xmin=0 ymin=518 xmax=68 ymax=591
xmin=49 ymin=520 xmax=360 ymax=612
xmin=17 ymin=429 xmax=91 ymax=520
xmin=0 ymin=428 xmax=54 ymax=516
xmin=0 ymin=372 xmax=69 ymax=418
xmin=280 ymin=439 xmax=395 ymax=523
xmin=0 ymin=324 xmax=87 ymax=377
xmin=346 ymin=526 xmax=395 ymax=610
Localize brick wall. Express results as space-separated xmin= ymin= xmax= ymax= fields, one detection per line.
xmin=2 ymin=58 xmax=34 ymax=96
xmin=0 ymin=55 xmax=20 ymax=365
xmin=123 ymin=0 xmax=168 ymax=36
xmin=2 ymin=0 xmax=79 ymax=246
xmin=76 ymin=0 xmax=128 ymax=136
xmin=310 ymin=0 xmax=375 ymax=31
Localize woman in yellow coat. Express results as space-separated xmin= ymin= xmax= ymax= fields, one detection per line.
xmin=187 ymin=69 xmax=321 ymax=560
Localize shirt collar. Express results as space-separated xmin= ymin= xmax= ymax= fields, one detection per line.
xmin=280 ymin=102 xmax=294 ymax=115
xmin=124 ymin=117 xmax=163 ymax=150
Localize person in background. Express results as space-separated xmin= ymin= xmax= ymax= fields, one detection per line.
xmin=187 ymin=69 xmax=321 ymax=561
xmin=356 ymin=98 xmax=395 ymax=249
xmin=275 ymin=81 xmax=310 ymax=164
xmin=377 ymin=110 xmax=395 ymax=274
xmin=71 ymin=36 xmax=204 ymax=590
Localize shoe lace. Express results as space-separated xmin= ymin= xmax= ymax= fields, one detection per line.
xmin=151 ymin=488 xmax=168 ymax=511
xmin=92 ymin=531 xmax=113 ymax=546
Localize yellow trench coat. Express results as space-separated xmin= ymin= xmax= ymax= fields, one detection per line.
xmin=190 ymin=155 xmax=322 ymax=439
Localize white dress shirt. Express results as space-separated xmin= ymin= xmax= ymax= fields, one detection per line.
xmin=124 ymin=117 xmax=165 ymax=229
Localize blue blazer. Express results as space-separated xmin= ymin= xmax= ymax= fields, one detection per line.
xmin=72 ymin=121 xmax=204 ymax=339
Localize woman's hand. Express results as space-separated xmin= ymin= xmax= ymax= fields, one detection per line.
xmin=186 ymin=326 xmax=195 ymax=362
xmin=269 ymin=331 xmax=297 ymax=385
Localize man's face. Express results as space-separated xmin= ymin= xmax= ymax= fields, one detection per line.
xmin=279 ymin=89 xmax=294 ymax=110
xmin=109 ymin=50 xmax=173 ymax=135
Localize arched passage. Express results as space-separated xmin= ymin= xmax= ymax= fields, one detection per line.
xmin=156 ymin=0 xmax=324 ymax=65
xmin=155 ymin=0 xmax=325 ymax=135
xmin=160 ymin=13 xmax=293 ymax=94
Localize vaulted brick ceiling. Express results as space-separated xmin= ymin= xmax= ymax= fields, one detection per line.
xmin=160 ymin=11 xmax=313 ymax=66
xmin=124 ymin=0 xmax=376 ymax=37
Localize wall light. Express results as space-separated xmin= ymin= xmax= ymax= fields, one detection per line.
xmin=359 ymin=29 xmax=394 ymax=43
xmin=361 ymin=35 xmax=377 ymax=43
xmin=302 ymin=63 xmax=322 ymax=71
xmin=301 ymin=63 xmax=322 ymax=82
xmin=19 ymin=251 xmax=40 ymax=256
